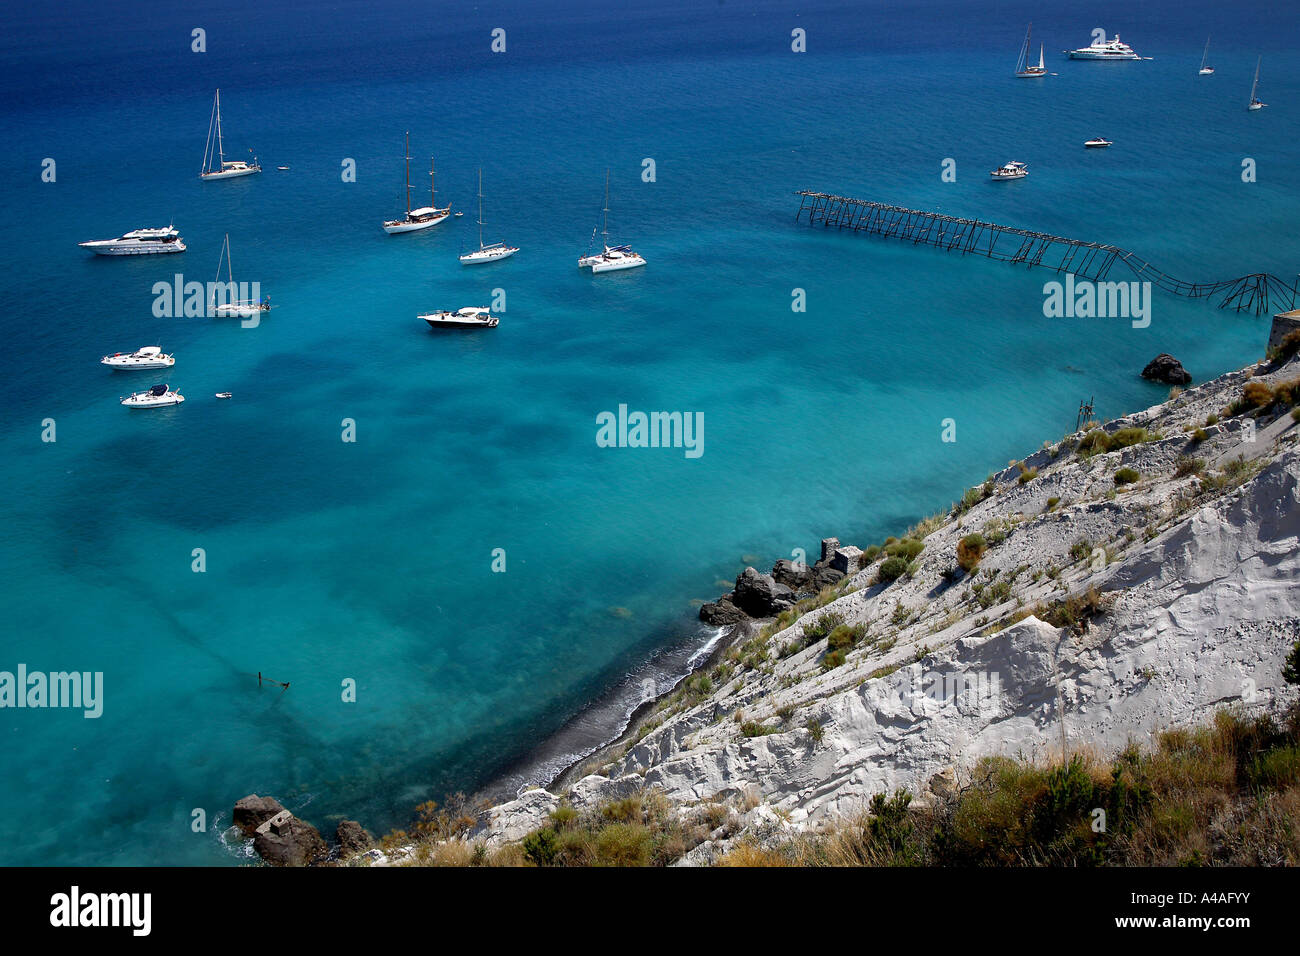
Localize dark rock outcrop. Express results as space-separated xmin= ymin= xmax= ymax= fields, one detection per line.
xmin=233 ymin=794 xmax=329 ymax=867
xmin=699 ymin=595 xmax=746 ymax=626
xmin=731 ymin=567 xmax=796 ymax=617
xmin=1141 ymin=353 xmax=1191 ymax=385
xmin=336 ymin=820 xmax=373 ymax=857
xmin=771 ymin=558 xmax=814 ymax=590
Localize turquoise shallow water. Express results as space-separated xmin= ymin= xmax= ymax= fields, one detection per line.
xmin=0 ymin=0 xmax=1296 ymax=864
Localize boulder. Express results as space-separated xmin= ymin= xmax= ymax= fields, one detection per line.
xmin=233 ymin=794 xmax=285 ymax=835
xmin=335 ymin=820 xmax=373 ymax=857
xmin=252 ymin=811 xmax=329 ymax=867
xmin=699 ymin=595 xmax=745 ymax=625
xmin=819 ymin=538 xmax=841 ymax=563
xmin=731 ymin=567 xmax=796 ymax=617
xmin=1141 ymin=353 xmax=1191 ymax=385
xmin=771 ymin=558 xmax=813 ymax=590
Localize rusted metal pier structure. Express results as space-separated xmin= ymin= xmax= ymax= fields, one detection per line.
xmin=795 ymin=191 xmax=1296 ymax=315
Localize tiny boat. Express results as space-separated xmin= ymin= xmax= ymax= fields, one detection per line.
xmin=454 ymin=211 xmax=464 ymax=217
xmin=277 ymin=166 xmax=290 ymax=170
xmin=215 ymin=392 xmax=233 ymax=399
xmin=1198 ymin=36 xmax=1214 ymax=75
xmin=1248 ymin=56 xmax=1266 ymax=111
xmin=990 ymin=160 xmax=1029 ymax=180
xmin=101 ymin=346 xmax=175 ymax=370
xmin=1083 ymin=138 xmax=1112 ymax=148
xmin=419 ymin=307 xmax=500 ymax=330
xmin=121 ymin=384 xmax=184 ymax=408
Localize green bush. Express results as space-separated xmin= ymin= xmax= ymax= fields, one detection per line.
xmin=1045 ymin=496 xmax=1060 ymax=512
xmin=878 ymin=556 xmax=908 ymax=583
xmin=827 ymin=623 xmax=866 ymax=650
xmin=1114 ymin=467 xmax=1140 ymax=486
xmin=523 ymin=827 xmax=559 ymax=866
xmin=886 ymin=538 xmax=925 ymax=562
xmin=740 ymin=720 xmax=779 ymax=737
xmin=821 ymin=650 xmax=847 ymax=671
xmin=956 ymin=533 xmax=987 ymax=572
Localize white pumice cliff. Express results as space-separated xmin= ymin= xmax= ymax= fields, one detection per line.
xmin=372 ymin=355 xmax=1300 ymax=866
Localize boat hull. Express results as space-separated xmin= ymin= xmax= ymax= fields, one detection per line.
xmin=200 ymin=166 xmax=261 ymax=180
xmin=383 ymin=214 xmax=451 ymax=234
xmin=121 ymin=394 xmax=185 ymax=408
xmin=590 ymin=254 xmax=646 ymax=273
xmin=79 ymin=241 xmax=186 ymax=255
xmin=459 ymin=246 xmax=518 ymax=265
xmin=213 ymin=303 xmax=267 ymax=318
xmin=1199 ymin=68 xmax=1215 ymax=75
xmin=1067 ymin=51 xmax=1140 ymax=60
xmin=102 ymin=359 xmax=174 ymax=370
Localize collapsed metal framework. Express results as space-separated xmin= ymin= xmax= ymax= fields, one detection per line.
xmin=795 ymin=191 xmax=1296 ymax=315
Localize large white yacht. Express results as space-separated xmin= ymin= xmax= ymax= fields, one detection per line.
xmin=459 ymin=169 xmax=518 ymax=264
xmin=121 ymin=384 xmax=185 ymax=408
xmin=1067 ymin=34 xmax=1141 ymax=60
xmin=578 ymin=170 xmax=646 ymax=273
xmin=101 ymin=346 xmax=175 ymax=370
xmin=990 ymin=160 xmax=1029 ymax=180
xmin=200 ymin=89 xmax=261 ymax=180
xmin=79 ymin=227 xmax=186 ymax=256
xmin=419 ymin=307 xmax=500 ymax=330
xmin=383 ymin=132 xmax=451 ymax=233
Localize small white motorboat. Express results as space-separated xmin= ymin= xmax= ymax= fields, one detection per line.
xmin=420 ymin=307 xmax=500 ymax=330
xmin=121 ymin=384 xmax=185 ymax=408
xmin=990 ymin=160 xmax=1029 ymax=180
xmin=277 ymin=166 xmax=290 ymax=171
xmin=1083 ymin=138 xmax=1112 ymax=148
xmin=215 ymin=392 xmax=233 ymax=399
xmin=101 ymin=346 xmax=175 ymax=370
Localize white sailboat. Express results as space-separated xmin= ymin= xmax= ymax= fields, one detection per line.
xmin=200 ymin=89 xmax=260 ymax=180
xmin=1248 ymin=56 xmax=1266 ymax=110
xmin=578 ymin=170 xmax=646 ymax=273
xmin=211 ymin=234 xmax=270 ymax=318
xmin=1198 ymin=36 xmax=1214 ymax=75
xmin=1015 ymin=23 xmax=1046 ymax=77
xmin=382 ymin=132 xmax=451 ymax=234
xmin=458 ymin=169 xmax=518 ymax=264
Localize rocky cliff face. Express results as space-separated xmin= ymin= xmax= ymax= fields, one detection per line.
xmin=377 ymin=357 xmax=1300 ymax=865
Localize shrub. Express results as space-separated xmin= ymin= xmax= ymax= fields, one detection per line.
xmin=1293 ymin=407 xmax=1300 ymax=424
xmin=1242 ymin=381 xmax=1275 ymax=409
xmin=1173 ymin=456 xmax=1204 ymax=478
xmin=1114 ymin=467 xmax=1140 ymax=486
xmin=803 ymin=611 xmax=844 ymax=641
xmin=1205 ymin=413 xmax=1219 ymax=426
xmin=1077 ymin=427 xmax=1155 ymax=458
xmin=806 ymin=719 xmax=825 ymax=744
xmin=1191 ymin=427 xmax=1208 ymax=442
xmin=878 ymin=556 xmax=908 ymax=583
xmin=862 ymin=545 xmax=882 ymax=563
xmin=821 ymin=649 xmax=847 ymax=671
xmin=1045 ymin=496 xmax=1060 ymax=512
xmin=1068 ymin=538 xmax=1093 ymax=562
xmin=522 ymin=827 xmax=559 ymax=866
xmin=1271 ymin=328 xmax=1300 ymax=363
xmin=740 ymin=720 xmax=779 ymax=737
xmin=594 ymin=823 xmax=652 ymax=866
xmin=827 ymin=623 xmax=866 ymax=650
xmin=885 ymin=537 xmax=925 ymax=562
xmin=1017 ymin=464 xmax=1039 ymax=484
xmin=956 ymin=533 xmax=987 ymax=572
xmin=1037 ymin=587 xmax=1106 ymax=633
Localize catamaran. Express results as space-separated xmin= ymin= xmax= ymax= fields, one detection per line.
xmin=201 ymin=89 xmax=260 ymax=180
xmin=383 ymin=132 xmax=451 ymax=233
xmin=78 ymin=226 xmax=185 ymax=255
xmin=578 ymin=170 xmax=646 ymax=273
xmin=990 ymin=160 xmax=1029 ymax=180
xmin=458 ymin=169 xmax=518 ymax=264
xmin=1248 ymin=56 xmax=1266 ymax=110
xmin=1198 ymin=36 xmax=1214 ymax=75
xmin=1067 ymin=34 xmax=1141 ymax=60
xmin=102 ymin=346 xmax=175 ymax=370
xmin=1015 ymin=24 xmax=1046 ymax=77
xmin=211 ymin=234 xmax=270 ymax=318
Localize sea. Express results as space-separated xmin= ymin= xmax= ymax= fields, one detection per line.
xmin=0 ymin=0 xmax=1295 ymax=864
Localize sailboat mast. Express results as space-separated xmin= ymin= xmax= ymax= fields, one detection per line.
xmin=602 ymin=169 xmax=610 ymax=240
xmin=1251 ymin=56 xmax=1260 ymax=102
xmin=477 ymin=168 xmax=484 ymax=248
xmin=403 ymin=131 xmax=411 ymax=215
xmin=215 ymin=89 xmax=225 ymax=167
xmin=1202 ymin=36 xmax=1210 ymax=70
xmin=430 ymin=157 xmax=436 ymax=207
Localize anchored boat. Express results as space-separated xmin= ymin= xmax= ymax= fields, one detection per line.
xmin=990 ymin=160 xmax=1029 ymax=180
xmin=79 ymin=226 xmax=185 ymax=256
xmin=200 ymin=89 xmax=260 ymax=180
xmin=211 ymin=234 xmax=270 ymax=318
xmin=1066 ymin=34 xmax=1141 ymax=60
xmin=1248 ymin=56 xmax=1267 ymax=110
xmin=121 ymin=384 xmax=184 ymax=408
xmin=420 ymin=307 xmax=500 ymax=330
xmin=101 ymin=346 xmax=174 ymax=370
xmin=1015 ymin=23 xmax=1046 ymax=77
xmin=578 ymin=169 xmax=646 ymax=273
xmin=458 ymin=169 xmax=518 ymax=264
xmin=382 ymin=132 xmax=451 ymax=233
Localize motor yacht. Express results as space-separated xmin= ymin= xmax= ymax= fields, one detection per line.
xmin=78 ymin=227 xmax=186 ymax=256
xmin=101 ymin=346 xmax=174 ymax=370
xmin=121 ymin=384 xmax=185 ymax=408
xmin=419 ymin=307 xmax=500 ymax=330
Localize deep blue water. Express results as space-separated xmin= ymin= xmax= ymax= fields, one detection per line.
xmin=0 ymin=0 xmax=1296 ymax=864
